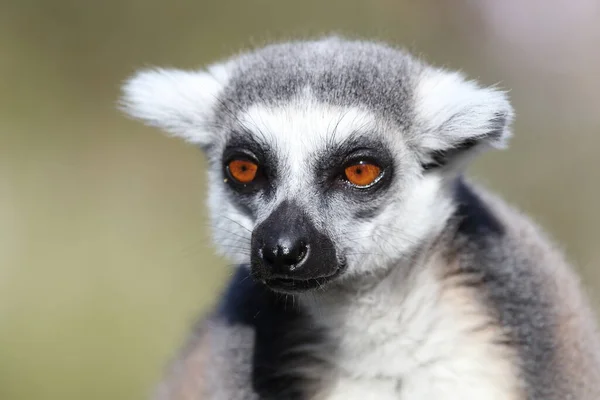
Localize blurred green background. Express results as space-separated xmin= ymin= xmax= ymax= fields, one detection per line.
xmin=1 ymin=0 xmax=599 ymax=399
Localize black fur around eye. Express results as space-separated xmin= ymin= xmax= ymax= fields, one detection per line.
xmin=222 ymin=147 xmax=273 ymax=195
xmin=323 ymin=146 xmax=394 ymax=193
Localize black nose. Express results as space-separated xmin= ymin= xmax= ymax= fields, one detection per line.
xmin=251 ymin=200 xmax=340 ymax=286
xmin=261 ymin=236 xmax=308 ymax=273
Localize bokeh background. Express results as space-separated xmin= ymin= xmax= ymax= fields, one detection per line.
xmin=1 ymin=0 xmax=599 ymax=399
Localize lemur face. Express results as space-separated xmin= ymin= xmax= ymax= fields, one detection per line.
xmin=215 ymin=101 xmax=416 ymax=293
xmin=121 ymin=37 xmax=513 ymax=293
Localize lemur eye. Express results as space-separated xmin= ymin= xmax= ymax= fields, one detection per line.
xmin=227 ymin=159 xmax=258 ymax=183
xmin=344 ymin=162 xmax=382 ymax=187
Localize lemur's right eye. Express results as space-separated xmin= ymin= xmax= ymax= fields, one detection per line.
xmin=227 ymin=159 xmax=258 ymax=183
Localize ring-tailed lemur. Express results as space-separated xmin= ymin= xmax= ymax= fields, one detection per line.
xmin=121 ymin=37 xmax=600 ymax=399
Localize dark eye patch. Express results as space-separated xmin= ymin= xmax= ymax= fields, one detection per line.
xmin=314 ymin=135 xmax=395 ymax=195
xmin=222 ymin=133 xmax=278 ymax=198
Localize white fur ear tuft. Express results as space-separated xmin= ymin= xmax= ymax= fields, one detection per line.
xmin=119 ymin=64 xmax=229 ymax=146
xmin=413 ymin=67 xmax=514 ymax=165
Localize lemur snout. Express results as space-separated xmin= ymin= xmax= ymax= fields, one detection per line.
xmin=250 ymin=200 xmax=341 ymax=293
xmin=260 ymin=236 xmax=309 ymax=273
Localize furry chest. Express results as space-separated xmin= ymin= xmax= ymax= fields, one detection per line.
xmin=305 ymin=274 xmax=524 ymax=400
xmin=315 ymin=368 xmax=523 ymax=400
xmin=307 ymin=326 xmax=525 ymax=400
xmin=315 ymin=377 xmax=399 ymax=400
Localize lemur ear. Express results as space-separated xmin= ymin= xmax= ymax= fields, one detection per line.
xmin=412 ymin=68 xmax=514 ymax=170
xmin=119 ymin=64 xmax=229 ymax=148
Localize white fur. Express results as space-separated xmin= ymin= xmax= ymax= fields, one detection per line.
xmin=120 ymin=63 xmax=229 ymax=147
xmin=237 ymin=96 xmax=380 ymax=200
xmin=353 ymin=172 xmax=452 ymax=274
xmin=413 ymin=68 xmax=513 ymax=154
xmin=305 ymin=254 xmax=522 ymax=400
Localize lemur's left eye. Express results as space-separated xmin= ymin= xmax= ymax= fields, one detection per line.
xmin=227 ymin=159 xmax=258 ymax=183
xmin=344 ymin=161 xmax=382 ymax=187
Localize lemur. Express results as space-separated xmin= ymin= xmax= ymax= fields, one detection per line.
xmin=121 ymin=37 xmax=600 ymax=399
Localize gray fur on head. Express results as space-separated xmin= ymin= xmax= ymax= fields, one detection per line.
xmin=121 ymin=36 xmax=512 ymax=153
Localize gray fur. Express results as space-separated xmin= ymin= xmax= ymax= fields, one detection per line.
xmin=448 ymin=181 xmax=577 ymax=398
xmin=121 ymin=37 xmax=600 ymax=400
xmin=455 ymin=185 xmax=600 ymax=399
xmin=212 ymin=36 xmax=417 ymax=130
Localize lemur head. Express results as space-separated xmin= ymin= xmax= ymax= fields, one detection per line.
xmin=121 ymin=37 xmax=513 ymax=294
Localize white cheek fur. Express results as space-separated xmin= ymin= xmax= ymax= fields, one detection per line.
xmin=337 ymin=172 xmax=453 ymax=277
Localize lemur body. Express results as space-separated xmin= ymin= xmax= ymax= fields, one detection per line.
xmin=121 ymin=37 xmax=600 ymax=399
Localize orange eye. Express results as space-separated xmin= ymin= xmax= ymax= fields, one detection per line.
xmin=228 ymin=159 xmax=258 ymax=183
xmin=344 ymin=162 xmax=381 ymax=187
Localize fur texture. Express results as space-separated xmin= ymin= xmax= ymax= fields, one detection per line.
xmin=121 ymin=37 xmax=600 ymax=399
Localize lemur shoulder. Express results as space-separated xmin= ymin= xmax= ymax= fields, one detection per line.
xmin=121 ymin=37 xmax=600 ymax=400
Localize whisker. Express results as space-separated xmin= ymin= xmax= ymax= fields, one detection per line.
xmin=220 ymin=215 xmax=253 ymax=233
xmin=218 ymin=246 xmax=252 ymax=254
xmin=209 ymin=226 xmax=251 ymax=242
